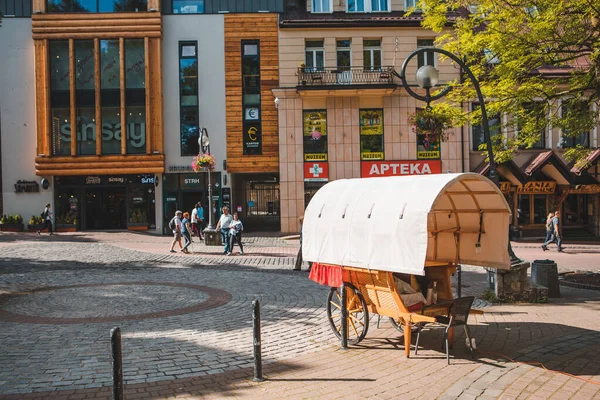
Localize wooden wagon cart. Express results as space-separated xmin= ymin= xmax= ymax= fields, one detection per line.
xmin=302 ymin=173 xmax=511 ymax=358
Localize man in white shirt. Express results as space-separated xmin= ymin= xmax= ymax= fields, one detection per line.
xmin=216 ymin=206 xmax=233 ymax=254
xmin=191 ymin=203 xmax=199 ymax=237
xmin=169 ymin=211 xmax=183 ymax=253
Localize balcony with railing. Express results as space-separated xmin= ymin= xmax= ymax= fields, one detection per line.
xmin=297 ymin=66 xmax=396 ymax=88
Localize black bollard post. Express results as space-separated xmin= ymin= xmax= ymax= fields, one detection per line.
xmin=252 ymin=300 xmax=265 ymax=382
xmin=340 ymin=284 xmax=348 ymax=350
xmin=457 ymin=265 xmax=462 ymax=298
xmin=110 ymin=326 xmax=124 ymax=400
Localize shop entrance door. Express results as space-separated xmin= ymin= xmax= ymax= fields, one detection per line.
xmin=85 ymin=188 xmax=127 ymax=230
xmin=182 ymin=191 xmax=204 ymax=217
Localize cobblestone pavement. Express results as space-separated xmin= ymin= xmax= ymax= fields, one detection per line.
xmin=0 ymin=232 xmax=599 ymax=399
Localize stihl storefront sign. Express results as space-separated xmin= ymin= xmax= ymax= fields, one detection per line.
xmin=361 ymin=160 xmax=442 ymax=178
xmin=304 ymin=162 xmax=329 ymax=182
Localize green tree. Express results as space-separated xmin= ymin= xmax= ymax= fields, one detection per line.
xmin=415 ymin=1 xmax=600 ymax=167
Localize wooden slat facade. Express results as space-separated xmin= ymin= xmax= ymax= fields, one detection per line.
xmin=224 ymin=14 xmax=279 ymax=173
xmin=32 ymin=9 xmax=164 ymax=176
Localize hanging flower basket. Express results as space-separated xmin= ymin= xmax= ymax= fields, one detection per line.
xmin=192 ymin=153 xmax=216 ymax=172
xmin=408 ymin=108 xmax=454 ymax=142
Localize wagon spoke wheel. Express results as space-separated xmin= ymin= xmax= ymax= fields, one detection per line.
xmin=327 ymin=284 xmax=369 ymax=344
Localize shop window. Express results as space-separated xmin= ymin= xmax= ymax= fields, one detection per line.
xmin=128 ymin=188 xmax=149 ymax=225
xmin=305 ymin=40 xmax=324 ymax=72
xmin=179 ymin=42 xmax=199 ymax=156
xmin=415 ymin=107 xmax=441 ymax=159
xmin=242 ymin=40 xmax=262 ymax=155
xmin=47 ymin=0 xmax=147 ymax=12
xmin=312 ymin=0 xmax=331 ymax=13
xmin=516 ymin=102 xmax=546 ymax=149
xmin=303 ymin=110 xmax=328 ymax=161
xmin=55 ymin=188 xmax=80 ymax=228
xmin=518 ymin=194 xmax=548 ymax=224
xmin=172 ymin=0 xmax=203 ymax=13
xmin=75 ymin=40 xmax=96 ymax=156
xmin=100 ymin=39 xmax=121 ymax=155
xmin=405 ymin=0 xmax=417 ymax=8
xmin=472 ymin=103 xmax=501 ymax=151
xmin=363 ymin=39 xmax=381 ymax=71
xmin=125 ymin=39 xmax=146 ymax=154
xmin=561 ymin=101 xmax=590 ymax=148
xmin=50 ymin=40 xmax=71 ymax=156
xmin=417 ymin=39 xmax=435 ymax=68
xmin=359 ymin=109 xmax=384 ymax=160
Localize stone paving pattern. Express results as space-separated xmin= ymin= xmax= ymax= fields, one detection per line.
xmin=0 ymin=231 xmax=599 ymax=399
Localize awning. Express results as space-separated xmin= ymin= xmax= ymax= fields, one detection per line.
xmin=302 ymin=173 xmax=511 ymax=276
xmin=474 ymin=160 xmax=526 ymax=185
xmin=523 ymin=151 xmax=573 ymax=185
xmin=571 ymin=148 xmax=600 ymax=176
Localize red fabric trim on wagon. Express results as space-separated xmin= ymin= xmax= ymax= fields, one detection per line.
xmin=308 ymin=263 xmax=343 ymax=287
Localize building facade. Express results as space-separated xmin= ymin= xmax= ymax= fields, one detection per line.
xmin=275 ymin=0 xmax=465 ymax=234
xmin=0 ymin=0 xmax=283 ymax=233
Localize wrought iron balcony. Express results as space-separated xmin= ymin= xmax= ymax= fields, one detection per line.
xmin=297 ymin=66 xmax=395 ymax=87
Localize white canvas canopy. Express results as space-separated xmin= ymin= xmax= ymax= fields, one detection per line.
xmin=302 ymin=173 xmax=511 ymax=276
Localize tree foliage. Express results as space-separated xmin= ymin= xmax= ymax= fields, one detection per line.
xmin=416 ymin=0 xmax=600 ymax=165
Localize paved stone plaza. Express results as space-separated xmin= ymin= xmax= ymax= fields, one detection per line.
xmin=0 ymin=232 xmax=599 ymax=399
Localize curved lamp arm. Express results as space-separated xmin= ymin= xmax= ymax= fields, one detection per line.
xmin=394 ymin=47 xmax=497 ymax=185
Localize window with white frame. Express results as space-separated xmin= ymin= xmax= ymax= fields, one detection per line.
xmin=405 ymin=0 xmax=417 ymax=9
xmin=561 ymin=101 xmax=590 ymax=148
xmin=516 ymin=102 xmax=546 ymax=149
xmin=363 ymin=39 xmax=381 ymax=71
xmin=417 ymin=39 xmax=435 ymax=68
xmin=472 ymin=103 xmax=501 ymax=151
xmin=348 ymin=0 xmax=388 ymax=12
xmin=336 ymin=39 xmax=351 ymax=71
xmin=312 ymin=0 xmax=331 ymax=12
xmin=305 ymin=40 xmax=325 ymax=72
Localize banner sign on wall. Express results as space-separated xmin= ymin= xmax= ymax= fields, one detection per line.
xmin=361 ymin=160 xmax=442 ymax=178
xmin=359 ymin=109 xmax=383 ymax=135
xmin=304 ymin=162 xmax=329 ymax=182
xmin=416 ymin=133 xmax=441 ymax=159
xmin=243 ymin=121 xmax=262 ymax=155
xmin=303 ymin=110 xmax=328 ymax=162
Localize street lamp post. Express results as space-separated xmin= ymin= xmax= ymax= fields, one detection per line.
xmin=199 ymin=127 xmax=219 ymax=244
xmin=394 ymin=48 xmax=521 ymax=296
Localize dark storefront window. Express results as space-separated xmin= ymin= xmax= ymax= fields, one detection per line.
xmin=128 ymin=188 xmax=149 ymax=225
xmin=47 ymin=0 xmax=147 ymax=12
xmin=179 ymin=42 xmax=200 ymax=156
xmin=100 ymin=39 xmax=121 ymax=155
xmin=55 ymin=188 xmax=80 ymax=228
xmin=518 ymin=194 xmax=548 ymax=225
xmin=75 ymin=40 xmax=96 ymax=155
xmin=125 ymin=39 xmax=146 ymax=154
xmin=50 ymin=41 xmax=71 ymax=156
xmin=242 ymin=40 xmax=262 ymax=155
xmin=472 ymin=103 xmax=501 ymax=151
xmin=303 ymin=110 xmax=328 ymax=161
xmin=359 ymin=109 xmax=384 ymax=160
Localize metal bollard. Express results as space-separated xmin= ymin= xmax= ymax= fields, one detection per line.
xmin=252 ymin=300 xmax=265 ymax=382
xmin=340 ymin=283 xmax=348 ymax=350
xmin=110 ymin=327 xmax=124 ymax=400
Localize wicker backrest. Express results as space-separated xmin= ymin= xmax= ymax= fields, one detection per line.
xmin=449 ymin=296 xmax=475 ymax=326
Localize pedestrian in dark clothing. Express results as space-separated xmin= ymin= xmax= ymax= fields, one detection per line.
xmin=37 ymin=203 xmax=54 ymax=235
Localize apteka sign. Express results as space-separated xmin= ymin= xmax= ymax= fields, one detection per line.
xmin=361 ymin=160 xmax=441 ymax=178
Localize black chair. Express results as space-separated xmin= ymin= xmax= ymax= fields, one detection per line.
xmin=415 ymin=296 xmax=476 ymax=364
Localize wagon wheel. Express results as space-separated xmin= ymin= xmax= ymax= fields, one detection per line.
xmin=327 ymin=284 xmax=369 ymax=344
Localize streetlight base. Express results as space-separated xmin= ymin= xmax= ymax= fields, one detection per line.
xmin=203 ymin=227 xmax=222 ymax=246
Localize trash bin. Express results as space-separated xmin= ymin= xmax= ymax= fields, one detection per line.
xmin=531 ymin=259 xmax=560 ymax=297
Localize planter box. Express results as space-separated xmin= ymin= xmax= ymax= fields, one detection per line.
xmin=28 ymin=224 xmax=44 ymax=232
xmin=128 ymin=224 xmax=148 ymax=231
xmin=56 ymin=224 xmax=76 ymax=232
xmin=0 ymin=223 xmax=24 ymax=232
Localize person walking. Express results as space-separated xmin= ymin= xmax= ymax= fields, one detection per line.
xmin=542 ymin=210 xmax=563 ymax=252
xmin=541 ymin=212 xmax=554 ymax=251
xmin=37 ymin=203 xmax=54 ymax=235
xmin=169 ymin=211 xmax=183 ymax=253
xmin=228 ymin=212 xmax=244 ymax=255
xmin=191 ymin=203 xmax=199 ymax=238
xmin=196 ymin=201 xmax=205 ymax=240
xmin=181 ymin=212 xmax=192 ymax=254
xmin=216 ymin=206 xmax=233 ymax=254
